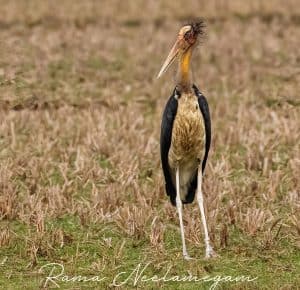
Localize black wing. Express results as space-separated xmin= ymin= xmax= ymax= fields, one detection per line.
xmin=193 ymin=84 xmax=211 ymax=173
xmin=184 ymin=85 xmax=211 ymax=204
xmin=160 ymin=88 xmax=179 ymax=206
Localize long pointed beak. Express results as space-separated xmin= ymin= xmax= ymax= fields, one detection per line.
xmin=157 ymin=39 xmax=181 ymax=79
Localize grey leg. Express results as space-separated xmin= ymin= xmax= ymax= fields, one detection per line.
xmin=175 ymin=167 xmax=192 ymax=260
xmin=196 ymin=166 xmax=216 ymax=258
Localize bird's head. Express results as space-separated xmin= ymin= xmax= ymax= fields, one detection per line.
xmin=157 ymin=21 xmax=204 ymax=78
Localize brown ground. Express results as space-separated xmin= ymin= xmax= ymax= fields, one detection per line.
xmin=0 ymin=1 xmax=299 ymax=289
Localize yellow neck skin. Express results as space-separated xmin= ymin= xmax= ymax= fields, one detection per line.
xmin=177 ymin=48 xmax=193 ymax=92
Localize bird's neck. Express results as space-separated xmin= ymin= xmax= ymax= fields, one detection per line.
xmin=177 ymin=48 xmax=193 ymax=93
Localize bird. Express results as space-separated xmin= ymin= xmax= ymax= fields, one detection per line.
xmin=157 ymin=21 xmax=216 ymax=259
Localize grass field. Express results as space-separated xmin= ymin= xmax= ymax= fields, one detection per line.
xmin=0 ymin=0 xmax=299 ymax=289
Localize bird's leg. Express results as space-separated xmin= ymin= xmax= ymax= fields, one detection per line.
xmin=196 ymin=166 xmax=216 ymax=258
xmin=175 ymin=167 xmax=192 ymax=260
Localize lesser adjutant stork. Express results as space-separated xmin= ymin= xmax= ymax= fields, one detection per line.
xmin=158 ymin=21 xmax=216 ymax=259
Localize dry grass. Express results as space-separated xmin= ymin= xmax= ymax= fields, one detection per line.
xmin=0 ymin=0 xmax=299 ymax=289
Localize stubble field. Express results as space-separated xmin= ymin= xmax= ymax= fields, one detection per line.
xmin=0 ymin=1 xmax=299 ymax=289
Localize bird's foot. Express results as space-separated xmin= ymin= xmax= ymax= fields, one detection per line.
xmin=204 ymin=246 xmax=218 ymax=259
xmin=183 ymin=253 xmax=194 ymax=260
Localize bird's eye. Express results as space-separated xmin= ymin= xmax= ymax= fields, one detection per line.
xmin=184 ymin=31 xmax=192 ymax=40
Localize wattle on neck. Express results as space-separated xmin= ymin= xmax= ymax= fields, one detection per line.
xmin=177 ymin=48 xmax=193 ymax=93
